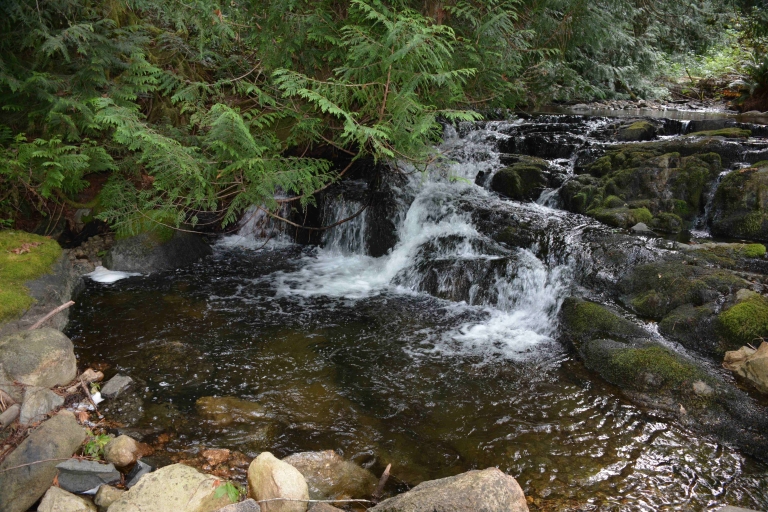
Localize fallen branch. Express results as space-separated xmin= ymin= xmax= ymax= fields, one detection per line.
xmin=0 ymin=456 xmax=94 ymax=474
xmin=28 ymin=301 xmax=75 ymax=330
xmin=254 ymin=498 xmax=373 ymax=504
xmin=373 ymin=463 xmax=391 ymax=502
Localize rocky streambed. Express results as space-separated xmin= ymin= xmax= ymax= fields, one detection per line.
xmin=3 ymin=111 xmax=768 ymax=511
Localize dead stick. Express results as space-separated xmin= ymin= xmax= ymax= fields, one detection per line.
xmin=80 ymin=378 xmax=101 ymax=419
xmin=373 ymin=463 xmax=391 ymax=502
xmin=28 ymin=301 xmax=75 ymax=330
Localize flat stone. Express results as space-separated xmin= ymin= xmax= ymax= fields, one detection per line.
xmin=630 ymin=222 xmax=653 ymax=233
xmin=215 ymin=499 xmax=262 ymax=512
xmin=94 ymin=485 xmax=125 ymax=512
xmin=101 ymin=374 xmax=134 ymax=399
xmin=56 ymin=459 xmax=121 ymax=493
xmin=282 ymin=450 xmax=377 ymax=500
xmin=38 ymin=486 xmax=97 ymax=512
xmin=0 ymin=411 xmax=86 ymax=512
xmin=248 ymin=451 xmax=309 ymax=512
xmin=19 ymin=386 xmax=64 ymax=424
xmin=125 ymin=460 xmax=154 ymax=488
xmin=692 ymin=380 xmax=714 ymax=397
xmin=104 ymin=435 xmax=141 ymax=468
xmin=370 ymin=468 xmax=528 ymax=512
xmin=0 ymin=329 xmax=77 ymax=400
xmin=109 ymin=463 xmax=231 ymax=512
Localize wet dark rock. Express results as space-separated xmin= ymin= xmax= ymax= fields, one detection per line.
xmin=125 ymin=460 xmax=154 ymax=488
xmin=0 ymin=411 xmax=87 ymax=512
xmin=498 ymin=132 xmax=581 ymax=159
xmin=101 ymin=374 xmax=135 ymax=399
xmin=282 ymin=450 xmax=377 ymax=501
xmin=0 ymin=328 xmax=77 ymax=402
xmin=658 ymin=303 xmax=720 ymax=356
xmin=616 ymin=120 xmax=657 ymax=142
xmin=104 ymin=231 xmax=211 ymax=273
xmin=559 ymin=298 xmax=647 ymax=350
xmin=100 ymin=391 xmax=145 ymax=428
xmin=369 ymin=468 xmax=528 ymax=512
xmin=618 ymin=261 xmax=746 ymax=320
xmin=56 ymin=459 xmax=121 ymax=493
xmin=490 ymin=156 xmax=550 ymax=201
xmin=710 ymin=162 xmax=768 ymax=241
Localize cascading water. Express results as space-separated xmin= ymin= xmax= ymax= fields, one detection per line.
xmin=66 ymin=113 xmax=768 ymax=511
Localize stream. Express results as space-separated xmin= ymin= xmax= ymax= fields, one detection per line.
xmin=66 ymin=114 xmax=768 ymax=511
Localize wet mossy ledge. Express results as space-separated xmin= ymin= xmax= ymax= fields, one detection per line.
xmin=558 ymin=296 xmax=768 ymax=462
xmin=0 ymin=231 xmax=62 ymax=322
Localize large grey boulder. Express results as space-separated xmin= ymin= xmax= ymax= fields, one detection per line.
xmin=0 ymin=410 xmax=86 ymax=512
xmin=369 ymin=468 xmax=528 ymax=512
xmin=19 ymin=386 xmax=64 ymax=424
xmin=0 ymin=328 xmax=77 ymax=401
xmin=37 ymin=486 xmax=97 ymax=512
xmin=104 ymin=231 xmax=211 ymax=273
xmin=56 ymin=459 xmax=121 ymax=493
xmin=282 ymin=451 xmax=376 ymax=500
xmin=247 ymin=452 xmax=309 ymax=512
xmin=108 ymin=463 xmax=231 ymax=512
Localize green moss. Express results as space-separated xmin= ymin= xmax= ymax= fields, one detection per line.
xmin=650 ymin=212 xmax=683 ymax=233
xmin=560 ymin=297 xmax=646 ymax=347
xmin=672 ymin=199 xmax=691 ymax=218
xmin=717 ymin=294 xmax=768 ymax=347
xmin=603 ymin=195 xmax=625 ymax=208
xmin=612 ymin=346 xmax=700 ymax=388
xmin=589 ymin=156 xmax=613 ymax=177
xmin=742 ymin=243 xmax=767 ymax=258
xmin=686 ymin=128 xmax=752 ymax=138
xmin=631 ymin=207 xmax=653 ymax=224
xmin=0 ymin=231 xmax=62 ymax=322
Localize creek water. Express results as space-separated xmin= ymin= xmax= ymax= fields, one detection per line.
xmin=67 ymin=116 xmax=768 ymax=511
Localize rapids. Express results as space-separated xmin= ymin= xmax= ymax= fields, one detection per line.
xmin=67 ymin=114 xmax=768 ymax=510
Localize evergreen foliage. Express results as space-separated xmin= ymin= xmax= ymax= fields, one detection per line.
xmin=0 ymin=0 xmax=758 ymax=232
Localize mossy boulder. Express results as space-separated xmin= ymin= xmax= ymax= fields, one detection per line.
xmin=710 ymin=163 xmax=768 ymax=241
xmin=0 ymin=231 xmax=62 ymax=323
xmin=616 ymin=121 xmax=657 ymax=142
xmin=559 ymin=297 xmax=646 ymax=348
xmin=490 ymin=156 xmax=549 ymax=201
xmin=680 ymin=242 xmax=767 ymax=268
xmin=581 ymin=340 xmax=707 ymax=392
xmin=561 ymin=141 xmax=722 ymax=231
xmin=618 ymin=261 xmax=747 ymax=319
xmin=590 ymin=207 xmax=653 ymax=229
xmin=658 ymin=303 xmax=719 ymax=356
xmin=717 ymin=292 xmax=768 ymax=350
xmin=686 ymin=127 xmax=751 ymax=138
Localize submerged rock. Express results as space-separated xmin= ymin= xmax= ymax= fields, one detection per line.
xmin=109 ymin=464 xmax=231 ymax=512
xmin=247 ymin=452 xmax=309 ymax=512
xmin=369 ymin=468 xmax=528 ymax=512
xmin=0 ymin=328 xmax=77 ymax=401
xmin=196 ymin=396 xmax=266 ymax=426
xmin=0 ymin=411 xmax=86 ymax=512
xmin=282 ymin=450 xmax=377 ymax=500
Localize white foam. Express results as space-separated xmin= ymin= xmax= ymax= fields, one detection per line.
xmin=86 ymin=266 xmax=141 ymax=283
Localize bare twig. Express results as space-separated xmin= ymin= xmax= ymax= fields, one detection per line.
xmin=255 ymin=498 xmax=373 ymax=504
xmin=373 ymin=463 xmax=391 ymax=502
xmin=28 ymin=301 xmax=75 ymax=330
